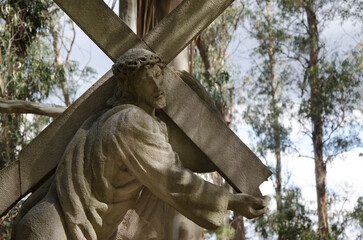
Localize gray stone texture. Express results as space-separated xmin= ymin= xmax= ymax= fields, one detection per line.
xmin=12 ymin=49 xmax=269 ymax=240
xmin=0 ymin=0 xmax=271 ymax=220
xmin=0 ymin=160 xmax=21 ymax=215
xmin=12 ymin=50 xmax=267 ymax=239
xmin=53 ymin=0 xmax=147 ymax=61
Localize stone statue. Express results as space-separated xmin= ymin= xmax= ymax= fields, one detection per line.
xmin=13 ymin=49 xmax=268 ymax=240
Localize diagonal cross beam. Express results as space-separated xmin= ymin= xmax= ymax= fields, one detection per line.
xmin=0 ymin=0 xmax=271 ymax=217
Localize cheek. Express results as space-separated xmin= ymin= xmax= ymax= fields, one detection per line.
xmin=136 ymin=84 xmax=150 ymax=97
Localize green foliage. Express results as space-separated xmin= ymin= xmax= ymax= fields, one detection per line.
xmin=2 ymin=38 xmax=58 ymax=101
xmin=0 ymin=199 xmax=23 ymax=240
xmin=297 ymin=46 xmax=363 ymax=160
xmin=0 ymin=0 xmax=54 ymax=57
xmin=197 ymin=69 xmax=232 ymax=106
xmin=271 ymin=0 xmax=362 ymax=234
xmin=192 ymin=2 xmax=243 ymax=115
xmin=253 ymin=187 xmax=315 ymax=239
xmin=275 ymin=1 xmax=363 ymax=156
xmin=241 ymin=0 xmax=293 ymax=160
xmin=0 ymin=0 xmax=96 ymax=238
xmin=0 ymin=0 xmax=58 ymax=169
xmin=243 ymin=64 xmax=292 ymax=158
xmin=0 ymin=4 xmax=57 ymax=235
xmin=243 ymin=0 xmax=289 ymax=56
xmin=205 ymin=224 xmax=236 ymax=240
xmin=0 ymin=0 xmax=96 ymax=169
xmin=351 ymin=197 xmax=363 ymax=230
xmin=0 ymin=0 xmax=58 ymax=101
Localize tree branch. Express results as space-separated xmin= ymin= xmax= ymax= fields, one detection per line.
xmin=0 ymin=99 xmax=66 ymax=118
xmin=65 ymin=21 xmax=76 ymax=64
xmin=195 ymin=36 xmax=213 ymax=85
xmin=0 ymin=73 xmax=5 ymax=96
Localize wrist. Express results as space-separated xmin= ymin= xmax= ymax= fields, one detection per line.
xmin=227 ymin=193 xmax=236 ymax=210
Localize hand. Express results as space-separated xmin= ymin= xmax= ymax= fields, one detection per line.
xmin=228 ymin=193 xmax=268 ymax=219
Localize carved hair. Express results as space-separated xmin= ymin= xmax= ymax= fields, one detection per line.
xmin=108 ymin=49 xmax=165 ymax=107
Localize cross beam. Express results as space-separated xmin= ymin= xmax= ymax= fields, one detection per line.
xmin=0 ymin=0 xmax=271 ymax=217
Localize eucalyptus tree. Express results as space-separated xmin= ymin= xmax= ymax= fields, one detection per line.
xmin=253 ymin=187 xmax=315 ymax=239
xmin=0 ymin=0 xmax=95 ymax=237
xmin=242 ymin=0 xmax=290 ymax=209
xmin=0 ymin=0 xmax=57 ymax=169
xmin=192 ymin=2 xmax=243 ymax=126
xmin=191 ymin=3 xmax=253 ymax=239
xmin=277 ymin=0 xmax=363 ymax=234
xmin=0 ymin=0 xmax=96 ymax=169
xmin=351 ymin=196 xmax=363 ymax=239
xmin=240 ymin=0 xmax=295 ymax=238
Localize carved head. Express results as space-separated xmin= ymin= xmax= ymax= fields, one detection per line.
xmin=110 ymin=49 xmax=166 ymax=110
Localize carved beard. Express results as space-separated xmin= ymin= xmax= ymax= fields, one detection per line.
xmin=136 ymin=90 xmax=166 ymax=110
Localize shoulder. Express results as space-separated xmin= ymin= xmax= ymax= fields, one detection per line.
xmin=104 ymin=104 xmax=155 ymax=131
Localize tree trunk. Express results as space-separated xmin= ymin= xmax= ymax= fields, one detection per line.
xmin=50 ymin=25 xmax=70 ymax=107
xmin=195 ymin=37 xmax=213 ymax=84
xmin=195 ymin=14 xmax=245 ymax=240
xmin=265 ymin=0 xmax=282 ymax=227
xmin=313 ymin=116 xmax=328 ymax=234
xmin=305 ymin=0 xmax=329 ymax=234
xmin=119 ymin=0 xmax=137 ymax=33
xmin=0 ymin=99 xmax=66 ymax=117
xmin=231 ymin=212 xmax=246 ymax=240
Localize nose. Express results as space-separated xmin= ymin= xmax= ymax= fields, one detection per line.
xmin=153 ymin=77 xmax=163 ymax=89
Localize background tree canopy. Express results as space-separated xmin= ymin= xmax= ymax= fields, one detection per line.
xmin=0 ymin=0 xmax=362 ymax=239
xmin=0 ymin=0 xmax=96 ymax=237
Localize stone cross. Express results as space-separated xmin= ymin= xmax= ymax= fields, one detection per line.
xmin=0 ymin=0 xmax=271 ymax=217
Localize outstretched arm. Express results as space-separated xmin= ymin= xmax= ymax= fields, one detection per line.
xmin=110 ymin=107 xmax=267 ymax=229
xmin=228 ymin=193 xmax=268 ymax=219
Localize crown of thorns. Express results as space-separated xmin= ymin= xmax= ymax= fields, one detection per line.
xmin=112 ymin=49 xmax=164 ymax=78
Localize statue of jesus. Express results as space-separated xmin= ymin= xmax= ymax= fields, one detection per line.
xmin=14 ymin=49 xmax=268 ymax=240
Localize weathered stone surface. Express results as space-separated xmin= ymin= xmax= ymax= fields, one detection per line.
xmin=0 ymin=0 xmax=272 ymax=218
xmin=17 ymin=65 xmax=269 ymax=207
xmin=53 ymin=0 xmax=147 ymax=62
xmin=52 ymin=0 xmax=271 ymax=195
xmin=54 ymin=0 xmax=235 ymax=64
xmin=143 ymin=0 xmax=235 ymax=63
xmin=14 ymin=182 xmax=67 ymax=240
xmin=157 ymin=111 xmax=215 ymax=173
xmin=0 ymin=160 xmax=21 ymax=216
xmin=163 ymin=68 xmax=271 ymax=196
xmin=19 ymin=70 xmax=115 ymax=196
xmin=15 ymin=0 xmax=237 ymax=198
xmin=16 ymin=69 xmax=216 ymax=197
xmin=13 ymin=50 xmax=268 ymax=239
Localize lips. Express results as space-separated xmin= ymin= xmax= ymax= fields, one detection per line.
xmin=155 ymin=91 xmax=165 ymax=100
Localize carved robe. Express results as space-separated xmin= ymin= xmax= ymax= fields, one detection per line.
xmin=55 ymin=104 xmax=229 ymax=239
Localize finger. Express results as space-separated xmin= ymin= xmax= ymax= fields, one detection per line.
xmin=244 ymin=207 xmax=255 ymax=219
xmin=251 ymin=197 xmax=268 ymax=209
xmin=254 ymin=207 xmax=267 ymax=216
xmin=244 ymin=194 xmax=264 ymax=203
xmin=249 ymin=206 xmax=267 ymax=218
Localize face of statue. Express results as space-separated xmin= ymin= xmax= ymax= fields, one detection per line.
xmin=134 ymin=64 xmax=166 ymax=115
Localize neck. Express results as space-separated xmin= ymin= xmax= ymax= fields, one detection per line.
xmin=138 ymin=102 xmax=155 ymax=117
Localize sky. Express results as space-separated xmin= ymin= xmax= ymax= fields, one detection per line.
xmin=60 ymin=1 xmax=363 ymax=235
xmin=227 ymin=17 xmax=363 ymax=238
xmin=229 ymin=12 xmax=363 ymax=235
